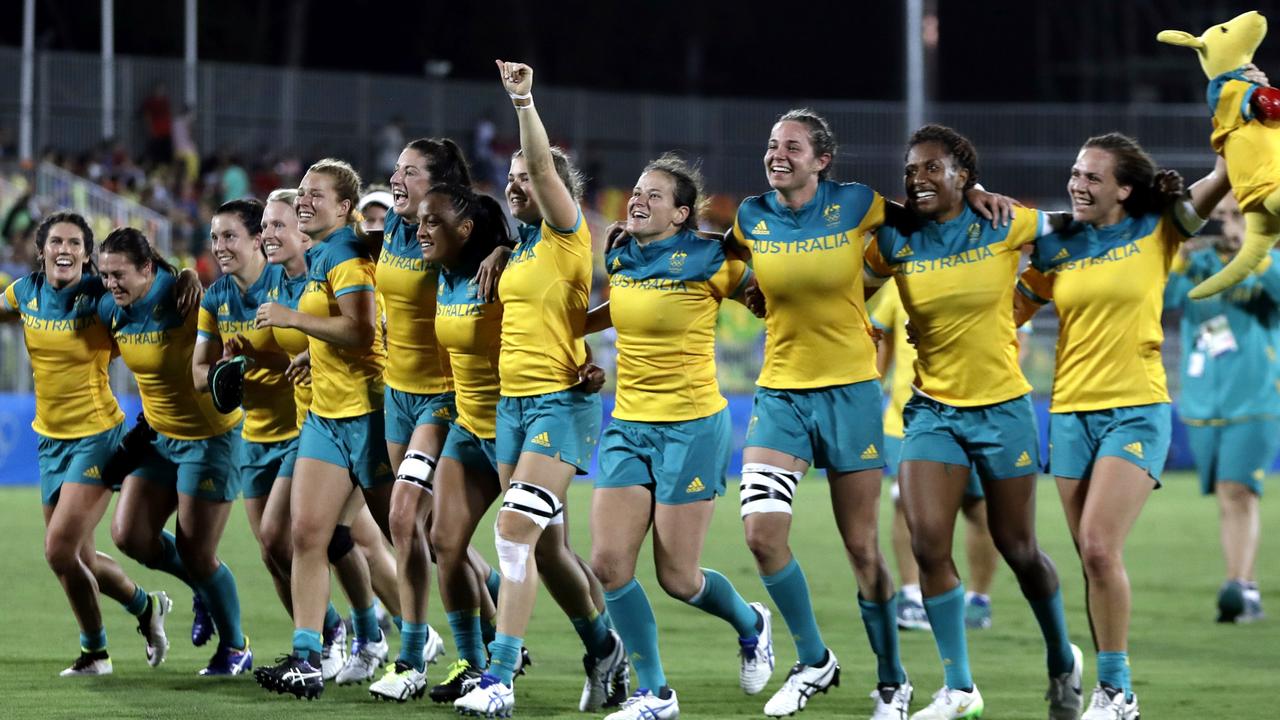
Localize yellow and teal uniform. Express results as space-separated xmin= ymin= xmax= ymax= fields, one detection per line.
xmin=865 ymin=204 xmax=1046 ymax=481
xmin=377 ymin=210 xmax=455 ymax=445
xmin=494 ymin=210 xmax=601 ymax=473
xmin=1018 ymin=210 xmax=1197 ymax=483
xmin=435 ymin=263 xmax=503 ymax=472
xmin=296 ymin=226 xmax=393 ymax=488
xmin=1208 ymin=70 xmax=1280 ymax=212
xmin=3 ymin=272 xmax=126 ymax=505
xmin=730 ymin=179 xmax=886 ymax=471
xmin=97 ymin=269 xmax=243 ymax=501
xmin=198 ymin=263 xmax=301 ymax=499
xmin=1166 ymin=247 xmax=1280 ymax=495
xmin=596 ymin=230 xmax=751 ymax=504
xmin=272 ymin=269 xmax=312 ymax=431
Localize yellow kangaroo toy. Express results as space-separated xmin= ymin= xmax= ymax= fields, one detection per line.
xmin=1159 ymin=11 xmax=1280 ymax=298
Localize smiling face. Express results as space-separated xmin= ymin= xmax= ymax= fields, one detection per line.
xmin=296 ymin=171 xmax=350 ymax=239
xmin=764 ymin=120 xmax=829 ymax=195
xmin=1068 ymin=147 xmax=1130 ymax=226
xmin=211 ymin=212 xmax=263 ymax=279
xmin=904 ymin=141 xmax=968 ymax=221
xmin=625 ymin=170 xmax=689 ymax=241
xmin=505 ymin=155 xmax=543 ymax=225
xmin=261 ymin=200 xmax=311 ymax=266
xmin=416 ymin=195 xmax=472 ymax=267
xmin=99 ymin=251 xmax=154 ymax=306
xmin=389 ymin=148 xmax=432 ymax=221
xmin=41 ymin=222 xmax=90 ymax=288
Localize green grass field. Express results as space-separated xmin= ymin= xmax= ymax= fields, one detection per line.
xmin=0 ymin=473 xmax=1274 ymax=719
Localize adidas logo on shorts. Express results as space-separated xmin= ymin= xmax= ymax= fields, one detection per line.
xmin=1123 ymin=441 xmax=1144 ymax=459
xmin=197 ymin=478 xmax=217 ymax=493
xmin=1015 ymin=451 xmax=1033 ymax=468
xmin=83 ymin=466 xmax=101 ymax=479
xmin=860 ymin=444 xmax=879 ymax=460
xmin=686 ymin=477 xmax=705 ymax=493
xmin=432 ymin=406 xmax=451 ymax=419
xmin=531 ymin=432 xmax=551 ymax=448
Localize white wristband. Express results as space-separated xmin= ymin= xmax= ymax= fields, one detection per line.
xmin=508 ymin=91 xmax=532 ymax=101
xmin=514 ymin=101 xmax=534 ymax=110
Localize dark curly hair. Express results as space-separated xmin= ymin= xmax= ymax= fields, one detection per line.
xmin=35 ymin=211 xmax=96 ymax=274
xmin=1081 ymin=132 xmax=1178 ymax=217
xmin=424 ymin=184 xmax=514 ymax=270
xmin=907 ymin=124 xmax=979 ymax=190
xmin=776 ymin=108 xmax=837 ymax=180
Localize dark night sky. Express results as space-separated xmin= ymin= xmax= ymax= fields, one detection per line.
xmin=4 ymin=0 xmax=1280 ymax=103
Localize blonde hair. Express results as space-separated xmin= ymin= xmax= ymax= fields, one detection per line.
xmin=267 ymin=188 xmax=298 ymax=206
xmin=306 ymin=158 xmax=362 ymax=222
xmin=512 ymin=146 xmax=585 ymax=201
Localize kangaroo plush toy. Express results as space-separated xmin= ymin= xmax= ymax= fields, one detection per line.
xmin=1159 ymin=11 xmax=1280 ymax=298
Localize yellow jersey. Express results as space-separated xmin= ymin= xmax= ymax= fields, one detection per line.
xmin=300 ymin=227 xmax=385 ymax=419
xmin=197 ymin=263 xmax=298 ymax=442
xmin=3 ymin=273 xmax=124 ymax=438
xmin=376 ymin=211 xmax=452 ymax=394
xmin=1208 ymin=72 xmax=1280 ymax=212
xmin=1018 ymin=211 xmax=1192 ymax=412
xmin=730 ymin=179 xmax=884 ymax=389
xmin=606 ymin=230 xmax=750 ymax=422
xmin=498 ymin=212 xmax=592 ymax=397
xmin=270 ymin=269 xmax=311 ymax=429
xmin=435 ymin=266 xmax=503 ymax=439
xmin=867 ymin=284 xmax=915 ymax=439
xmin=98 ymin=269 xmax=241 ymax=439
xmin=865 ymin=205 xmax=1044 ymax=406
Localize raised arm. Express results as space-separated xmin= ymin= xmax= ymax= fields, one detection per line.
xmin=497 ymin=60 xmax=579 ymax=231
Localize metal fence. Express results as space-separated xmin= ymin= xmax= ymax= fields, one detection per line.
xmin=0 ymin=46 xmax=1223 ymax=204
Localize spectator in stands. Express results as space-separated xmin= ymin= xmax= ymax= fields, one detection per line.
xmin=140 ymin=82 xmax=173 ymax=167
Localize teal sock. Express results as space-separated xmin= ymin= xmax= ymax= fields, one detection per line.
xmin=197 ymin=563 xmax=245 ymax=650
xmin=123 ymin=586 xmax=149 ymax=616
xmin=144 ymin=531 xmax=194 ymax=588
xmin=486 ymin=568 xmax=501 ymax=603
xmin=600 ymin=607 xmax=614 ymax=629
xmin=447 ymin=609 xmax=486 ymax=667
xmin=481 ymin=616 xmax=497 ymax=646
xmin=604 ymin=579 xmax=666 ymax=691
xmin=352 ymin=604 xmax=382 ymax=643
xmin=1097 ymin=651 xmax=1131 ymax=696
xmin=392 ymin=614 xmax=403 ymax=633
xmin=761 ymin=557 xmax=826 ymax=665
xmin=687 ymin=568 xmax=759 ymax=638
xmin=570 ymin=611 xmax=613 ymax=658
xmin=859 ymin=595 xmax=907 ymax=684
xmin=1028 ymin=588 xmax=1074 ymax=676
xmin=323 ymin=603 xmax=342 ymax=634
xmin=398 ymin=622 xmax=428 ymax=671
xmin=487 ymin=633 xmax=523 ymax=685
xmin=292 ymin=628 xmax=323 ymax=661
xmin=924 ymin=585 xmax=972 ymax=690
xmin=80 ymin=627 xmax=108 ymax=653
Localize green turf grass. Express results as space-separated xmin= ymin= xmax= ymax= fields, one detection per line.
xmin=0 ymin=473 xmax=1274 ymax=718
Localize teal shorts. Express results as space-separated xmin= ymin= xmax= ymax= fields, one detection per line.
xmin=441 ymin=422 xmax=499 ymax=473
xmin=298 ymin=411 xmax=394 ymax=489
xmin=385 ymin=387 xmax=457 ymax=445
xmin=597 ymin=407 xmax=731 ymax=505
xmin=495 ymin=390 xmax=602 ymax=474
xmin=134 ymin=426 xmax=242 ymax=502
xmin=1048 ymin=403 xmax=1171 ymax=486
xmin=37 ymin=422 xmax=126 ymax=506
xmin=239 ymin=436 xmax=300 ymax=499
xmin=902 ymin=394 xmax=1039 ymax=482
xmin=884 ymin=432 xmax=984 ymax=498
xmin=746 ymin=380 xmax=885 ymax=473
xmin=1185 ymin=417 xmax=1280 ymax=496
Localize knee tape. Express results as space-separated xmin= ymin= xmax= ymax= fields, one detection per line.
xmin=395 ymin=450 xmax=437 ymax=494
xmin=498 ymin=481 xmax=564 ymax=529
xmin=739 ymin=463 xmax=802 ymax=518
xmin=494 ymin=531 xmax=532 ymax=583
xmin=327 ymin=524 xmax=355 ymax=563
